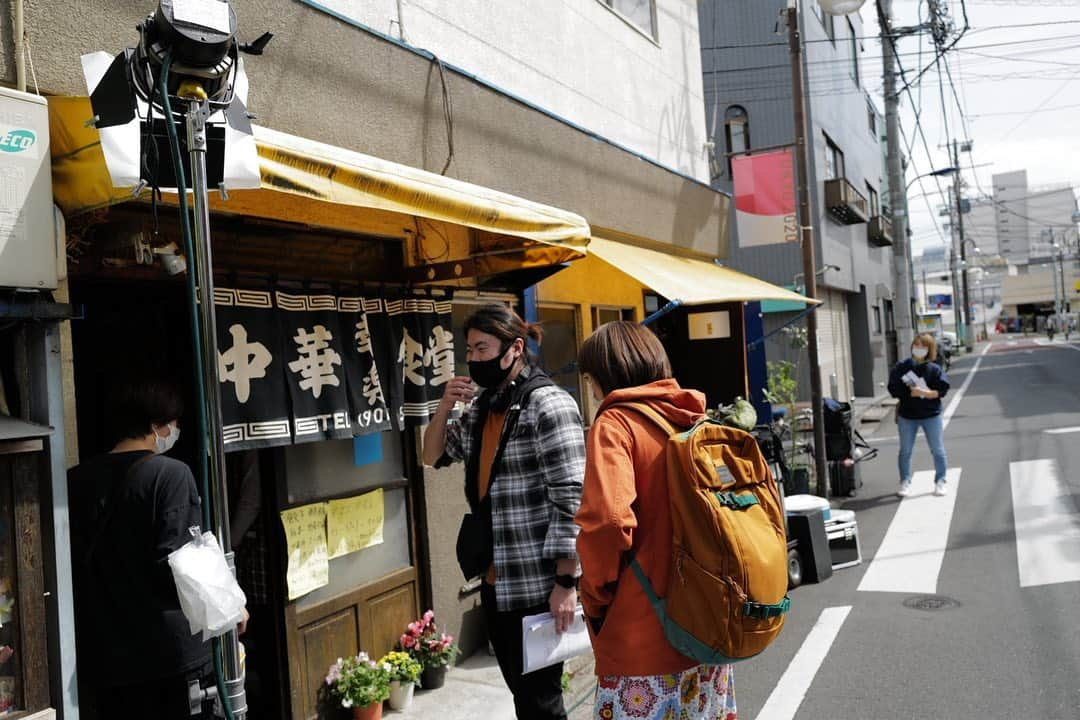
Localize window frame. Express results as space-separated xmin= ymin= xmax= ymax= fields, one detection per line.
xmin=847 ymin=18 xmax=860 ymax=86
xmin=597 ymin=0 xmax=659 ymax=44
xmin=536 ymin=302 xmax=585 ymax=413
xmin=867 ymin=101 xmax=877 ymax=137
xmin=867 ymin=184 xmax=880 ymax=217
xmin=591 ymin=305 xmax=637 ymax=330
xmin=824 ymin=134 xmax=845 ymax=180
xmin=724 ymin=105 xmax=751 ymax=177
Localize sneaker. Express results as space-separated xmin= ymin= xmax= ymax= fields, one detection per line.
xmin=934 ymin=482 xmax=948 ymax=497
xmin=897 ymin=480 xmax=912 ymax=498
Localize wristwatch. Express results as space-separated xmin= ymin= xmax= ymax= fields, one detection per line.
xmin=554 ymin=574 xmax=579 ymax=589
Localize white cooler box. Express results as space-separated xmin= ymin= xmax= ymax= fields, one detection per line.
xmin=824 ymin=509 xmax=861 ymax=570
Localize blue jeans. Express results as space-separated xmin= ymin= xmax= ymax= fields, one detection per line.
xmin=898 ymin=414 xmax=948 ymax=484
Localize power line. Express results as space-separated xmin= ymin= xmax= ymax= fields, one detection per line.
xmin=998 ymin=64 xmax=1080 ymax=140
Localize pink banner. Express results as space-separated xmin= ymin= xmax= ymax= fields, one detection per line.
xmin=732 ymin=150 xmax=797 ymax=248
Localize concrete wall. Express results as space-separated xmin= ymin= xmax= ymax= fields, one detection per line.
xmin=4 ymin=0 xmax=728 ymax=256
xmin=301 ymin=0 xmax=710 ymax=182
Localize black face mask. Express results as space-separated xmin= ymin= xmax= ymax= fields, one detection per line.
xmin=469 ymin=342 xmax=516 ymax=388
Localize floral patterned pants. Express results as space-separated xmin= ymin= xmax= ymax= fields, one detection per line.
xmin=593 ymin=665 xmax=736 ymax=720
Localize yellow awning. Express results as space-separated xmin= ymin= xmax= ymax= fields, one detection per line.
xmin=48 ymin=96 xmax=589 ymax=263
xmin=587 ymin=236 xmax=819 ymax=306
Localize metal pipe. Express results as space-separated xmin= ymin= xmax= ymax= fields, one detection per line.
xmin=14 ymin=0 xmax=26 ymax=92
xmin=788 ymin=4 xmax=829 ymax=498
xmin=185 ymin=96 xmax=246 ymax=719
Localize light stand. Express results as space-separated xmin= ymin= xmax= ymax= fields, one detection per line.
xmin=183 ymin=84 xmax=246 ymax=718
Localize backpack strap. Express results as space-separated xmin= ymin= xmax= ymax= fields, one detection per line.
xmin=607 ymin=402 xmax=693 ymax=436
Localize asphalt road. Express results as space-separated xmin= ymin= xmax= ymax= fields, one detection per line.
xmin=735 ymin=338 xmax=1080 ymax=720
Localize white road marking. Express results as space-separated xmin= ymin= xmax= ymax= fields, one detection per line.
xmin=1010 ymin=459 xmax=1080 ymax=588
xmin=754 ymin=606 xmax=853 ymax=720
xmin=858 ymin=468 xmax=962 ymax=594
xmin=1044 ymin=426 xmax=1080 ymax=435
xmin=942 ymin=343 xmax=991 ymax=430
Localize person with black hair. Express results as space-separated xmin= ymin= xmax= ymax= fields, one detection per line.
xmin=68 ymin=377 xmax=237 ymax=720
xmin=422 ymin=304 xmax=586 ymax=720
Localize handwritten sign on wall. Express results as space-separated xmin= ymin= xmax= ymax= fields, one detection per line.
xmin=280 ymin=503 xmax=330 ymax=600
xmin=327 ymin=489 xmax=385 ymax=560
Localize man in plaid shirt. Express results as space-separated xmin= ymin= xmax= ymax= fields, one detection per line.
xmin=423 ymin=305 xmax=585 ymax=720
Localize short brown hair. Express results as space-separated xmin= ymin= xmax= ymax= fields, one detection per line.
xmin=463 ymin=304 xmax=543 ymax=360
xmin=914 ymin=333 xmax=938 ymax=362
xmin=579 ymin=321 xmax=672 ymax=396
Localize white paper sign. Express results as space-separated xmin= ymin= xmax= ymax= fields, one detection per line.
xmin=521 ymin=606 xmax=591 ymax=674
xmin=173 ymin=0 xmax=232 ymax=34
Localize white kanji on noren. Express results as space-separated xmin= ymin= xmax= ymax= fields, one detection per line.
xmin=361 ymin=364 xmax=385 ymax=407
xmin=218 ymin=323 xmax=273 ymax=404
xmin=424 ymin=325 xmax=454 ymax=387
xmin=398 ymin=327 xmax=426 ymax=387
xmin=354 ymin=315 xmax=373 ymax=355
xmin=288 ymin=325 xmax=342 ymax=398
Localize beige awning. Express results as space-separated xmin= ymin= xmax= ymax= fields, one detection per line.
xmin=49 ymin=96 xmax=589 ymax=274
xmin=586 ymin=236 xmax=819 ymax=305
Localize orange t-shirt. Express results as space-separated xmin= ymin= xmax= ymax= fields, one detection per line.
xmin=477 ymin=409 xmax=507 ymax=585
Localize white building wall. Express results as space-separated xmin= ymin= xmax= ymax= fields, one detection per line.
xmin=307 ymin=0 xmax=710 ymax=181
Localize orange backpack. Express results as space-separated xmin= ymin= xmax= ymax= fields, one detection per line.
xmin=620 ymin=403 xmax=790 ymax=663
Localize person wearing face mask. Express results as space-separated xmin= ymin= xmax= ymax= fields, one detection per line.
xmin=887 ymin=333 xmax=951 ymax=498
xmin=67 ymin=376 xmax=225 ymax=719
xmin=422 ymin=304 xmax=586 ymax=720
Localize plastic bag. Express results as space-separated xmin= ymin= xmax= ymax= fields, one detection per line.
xmin=168 ymin=528 xmax=247 ymax=642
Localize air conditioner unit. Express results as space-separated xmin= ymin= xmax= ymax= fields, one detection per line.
xmin=0 ymin=87 xmax=58 ymax=290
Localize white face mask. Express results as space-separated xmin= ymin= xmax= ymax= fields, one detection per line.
xmin=154 ymin=422 xmax=180 ymax=455
xmin=912 ymin=346 xmax=929 ymax=360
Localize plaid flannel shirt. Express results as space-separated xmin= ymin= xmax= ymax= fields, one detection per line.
xmin=443 ymin=371 xmax=586 ymax=611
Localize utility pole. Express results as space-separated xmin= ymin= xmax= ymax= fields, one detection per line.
xmin=880 ymin=0 xmax=916 ymax=355
xmin=951 ymin=140 xmax=972 ymax=348
xmin=787 ymin=4 xmax=828 ymax=498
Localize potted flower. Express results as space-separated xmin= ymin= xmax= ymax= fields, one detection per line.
xmin=325 ymin=652 xmax=391 ymax=720
xmin=399 ymin=609 xmax=459 ymax=690
xmin=379 ymin=651 xmax=422 ymax=710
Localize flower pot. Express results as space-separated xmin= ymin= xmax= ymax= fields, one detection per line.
xmin=351 ymin=701 xmax=383 ymax=720
xmin=420 ymin=664 xmax=447 ymax=690
xmin=388 ymin=680 xmax=415 ymax=710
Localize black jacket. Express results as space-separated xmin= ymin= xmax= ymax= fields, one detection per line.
xmin=888 ymin=358 xmax=951 ymax=419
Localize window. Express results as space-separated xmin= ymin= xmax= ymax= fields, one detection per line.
xmin=724 ymin=105 xmax=750 ymax=176
xmin=537 ymin=304 xmax=584 ymax=408
xmin=824 ymin=135 xmax=845 ymax=180
xmin=600 ymin=0 xmax=657 ymax=41
xmin=822 ymin=11 xmax=836 ymax=42
xmin=847 ymin=18 xmax=860 ymax=86
xmin=867 ymin=102 xmax=877 ymax=136
xmin=873 ymin=305 xmax=882 ymax=334
xmin=867 ymin=184 xmax=880 ymax=217
xmin=592 ymin=306 xmax=636 ymax=329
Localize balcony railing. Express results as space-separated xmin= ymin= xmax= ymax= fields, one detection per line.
xmin=867 ymin=215 xmax=893 ymax=247
xmin=824 ymin=178 xmax=869 ymax=225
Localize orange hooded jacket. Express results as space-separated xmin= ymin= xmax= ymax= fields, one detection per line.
xmin=575 ymin=378 xmax=706 ymax=677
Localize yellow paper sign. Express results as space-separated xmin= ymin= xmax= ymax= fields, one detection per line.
xmin=327 ymin=489 xmax=385 ymax=560
xmin=280 ymin=503 xmax=329 ymax=600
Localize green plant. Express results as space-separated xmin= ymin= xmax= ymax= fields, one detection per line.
xmin=763 ymin=325 xmax=810 ymax=472
xmin=325 ymin=652 xmax=391 ymax=710
xmin=380 ymin=650 xmax=423 ymax=685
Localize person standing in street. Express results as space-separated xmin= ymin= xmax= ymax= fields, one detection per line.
xmin=888 ymin=333 xmax=951 ymax=498
xmin=575 ymin=322 xmax=737 ymax=720
xmin=422 ymin=304 xmax=586 ymax=720
xmin=68 ymin=376 xmax=226 ymax=720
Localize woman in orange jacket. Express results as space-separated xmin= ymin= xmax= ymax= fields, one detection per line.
xmin=575 ymin=321 xmax=736 ymax=720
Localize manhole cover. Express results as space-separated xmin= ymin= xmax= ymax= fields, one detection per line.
xmin=902 ymin=595 xmax=961 ymax=612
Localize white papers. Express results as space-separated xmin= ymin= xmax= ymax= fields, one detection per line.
xmin=901 ymin=370 xmax=928 ymax=391
xmin=174 ymin=0 xmax=232 ymax=34
xmin=521 ymin=606 xmax=592 ymax=674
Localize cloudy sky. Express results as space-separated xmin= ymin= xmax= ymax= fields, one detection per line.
xmin=861 ymin=0 xmax=1080 ymax=258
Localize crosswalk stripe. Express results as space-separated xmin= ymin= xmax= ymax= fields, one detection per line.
xmin=857 ymin=468 xmax=962 ymax=594
xmin=1010 ymin=459 xmax=1080 ymax=588
xmin=1044 ymin=426 xmax=1080 ymax=435
xmin=754 ymin=606 xmax=852 ymax=720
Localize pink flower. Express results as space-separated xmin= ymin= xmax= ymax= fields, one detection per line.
xmin=423 ymin=609 xmax=435 ymax=623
